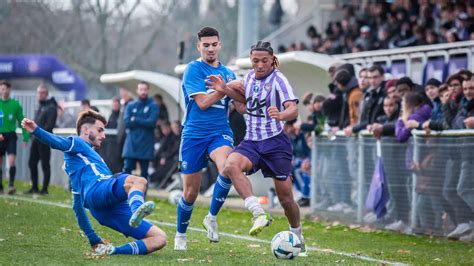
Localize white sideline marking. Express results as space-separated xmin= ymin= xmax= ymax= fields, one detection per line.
xmin=1 ymin=195 xmax=407 ymax=265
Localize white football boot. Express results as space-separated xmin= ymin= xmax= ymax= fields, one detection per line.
xmin=249 ymin=213 xmax=272 ymax=236
xmin=202 ymin=215 xmax=219 ymax=242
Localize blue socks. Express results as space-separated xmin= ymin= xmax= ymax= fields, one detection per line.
xmin=176 ymin=197 xmax=194 ymax=234
xmin=175 ymin=175 xmax=230 ymax=235
xmin=113 ymin=240 xmax=147 ymax=255
xmin=128 ymin=190 xmax=144 ymax=214
xmin=209 ymin=175 xmax=232 ymax=216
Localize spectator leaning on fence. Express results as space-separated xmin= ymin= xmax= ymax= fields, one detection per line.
xmin=333 ymin=64 xmax=363 ymax=136
xmin=446 ymin=78 xmax=474 ymax=240
xmin=423 ymin=85 xmax=453 ymax=132
xmin=322 ymin=63 xmax=343 ymax=131
xmin=358 ymin=67 xmax=370 ymax=93
xmin=395 ymin=91 xmax=432 ymax=143
xmin=352 ymin=65 xmax=386 ymax=134
xmin=424 ymin=78 xmax=442 ymax=122
xmin=453 ymin=79 xmax=474 ymax=129
xmin=26 ymin=84 xmax=58 ymax=195
xmin=0 ymin=80 xmax=30 ymax=195
xmin=300 ymin=94 xmax=326 ymax=136
xmin=368 ymin=96 xmax=400 ymax=139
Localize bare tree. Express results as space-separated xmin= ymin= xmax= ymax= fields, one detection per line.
xmin=0 ymin=0 xmax=243 ymax=97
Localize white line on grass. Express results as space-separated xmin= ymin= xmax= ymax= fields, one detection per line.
xmin=1 ymin=195 xmax=407 ymax=265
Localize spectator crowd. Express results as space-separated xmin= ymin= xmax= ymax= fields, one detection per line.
xmin=286 ymin=61 xmax=474 ymax=240
xmin=279 ymin=0 xmax=474 ymax=55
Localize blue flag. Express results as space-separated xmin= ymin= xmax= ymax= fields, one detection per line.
xmin=365 ymin=156 xmax=390 ymax=219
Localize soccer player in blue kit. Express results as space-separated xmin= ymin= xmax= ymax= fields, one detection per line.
xmin=175 ymin=26 xmax=245 ymax=250
xmin=21 ymin=111 xmax=167 ymax=256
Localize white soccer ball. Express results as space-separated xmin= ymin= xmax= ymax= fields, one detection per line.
xmin=168 ymin=189 xmax=182 ymax=205
xmin=271 ymin=231 xmax=301 ymax=259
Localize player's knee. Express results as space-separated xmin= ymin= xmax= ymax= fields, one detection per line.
xmin=182 ymin=189 xmax=198 ymax=202
xmin=149 ymin=229 xmax=167 ymax=252
xmin=279 ymin=197 xmax=296 ymax=210
xmin=125 ymin=175 xmax=147 ymax=188
xmin=223 ymin=163 xmax=238 ymax=178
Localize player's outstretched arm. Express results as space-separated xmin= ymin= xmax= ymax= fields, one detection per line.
xmin=206 ymin=75 xmax=246 ymax=103
xmin=193 ymin=91 xmax=226 ymax=111
xmin=72 ymin=193 xmax=102 ymax=247
xmin=21 ymin=118 xmax=73 ymax=151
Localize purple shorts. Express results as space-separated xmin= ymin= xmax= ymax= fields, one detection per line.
xmin=232 ymin=132 xmax=293 ymax=180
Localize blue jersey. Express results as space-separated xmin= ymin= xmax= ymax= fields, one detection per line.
xmin=181 ymin=59 xmax=236 ymax=138
xmin=32 ymin=127 xmax=112 ymax=198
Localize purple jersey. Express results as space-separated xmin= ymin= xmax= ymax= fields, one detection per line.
xmin=243 ymin=69 xmax=298 ymax=141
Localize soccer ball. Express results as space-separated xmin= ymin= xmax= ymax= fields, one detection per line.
xmin=168 ymin=189 xmax=182 ymax=205
xmin=271 ymin=231 xmax=301 ymax=259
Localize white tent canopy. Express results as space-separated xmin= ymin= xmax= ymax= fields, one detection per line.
xmin=100 ymin=70 xmax=184 ymax=121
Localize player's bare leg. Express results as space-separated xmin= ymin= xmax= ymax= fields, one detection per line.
xmin=223 ymin=153 xmax=272 ymax=236
xmin=274 ymin=177 xmax=307 ymax=256
xmin=141 ymin=226 xmax=167 ymax=253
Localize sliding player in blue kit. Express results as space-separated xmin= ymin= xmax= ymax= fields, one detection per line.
xmin=175 ymin=26 xmax=245 ymax=250
xmin=21 ymin=110 xmax=166 ymax=256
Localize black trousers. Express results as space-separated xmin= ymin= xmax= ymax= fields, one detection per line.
xmin=28 ymin=139 xmax=51 ymax=191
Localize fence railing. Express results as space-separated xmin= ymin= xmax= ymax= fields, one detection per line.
xmin=310 ymin=129 xmax=474 ymax=237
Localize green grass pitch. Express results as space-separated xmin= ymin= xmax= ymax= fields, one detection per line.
xmin=0 ymin=182 xmax=472 ymax=265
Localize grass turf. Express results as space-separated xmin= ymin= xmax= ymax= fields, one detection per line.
xmin=0 ymin=181 xmax=472 ymax=265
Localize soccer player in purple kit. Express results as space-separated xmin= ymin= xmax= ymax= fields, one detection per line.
xmin=206 ymin=41 xmax=307 ymax=256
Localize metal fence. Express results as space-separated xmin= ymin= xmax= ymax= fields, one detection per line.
xmin=310 ymin=130 xmax=474 ymax=237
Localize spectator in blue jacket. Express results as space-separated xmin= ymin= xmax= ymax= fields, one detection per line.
xmin=123 ymin=81 xmax=159 ymax=181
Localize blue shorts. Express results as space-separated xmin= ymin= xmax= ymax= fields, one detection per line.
xmin=179 ymin=134 xmax=233 ymax=174
xmin=85 ymin=173 xmax=153 ymax=239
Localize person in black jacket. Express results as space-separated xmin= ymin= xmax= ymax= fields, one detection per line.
xmin=368 ymin=96 xmax=400 ymax=138
xmin=422 ymin=85 xmax=458 ymax=132
xmin=106 ymin=97 xmax=120 ymax=129
xmin=26 ymin=84 xmax=58 ymax=194
xmin=352 ymin=65 xmax=386 ymax=134
xmin=151 ymin=121 xmax=180 ymax=188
